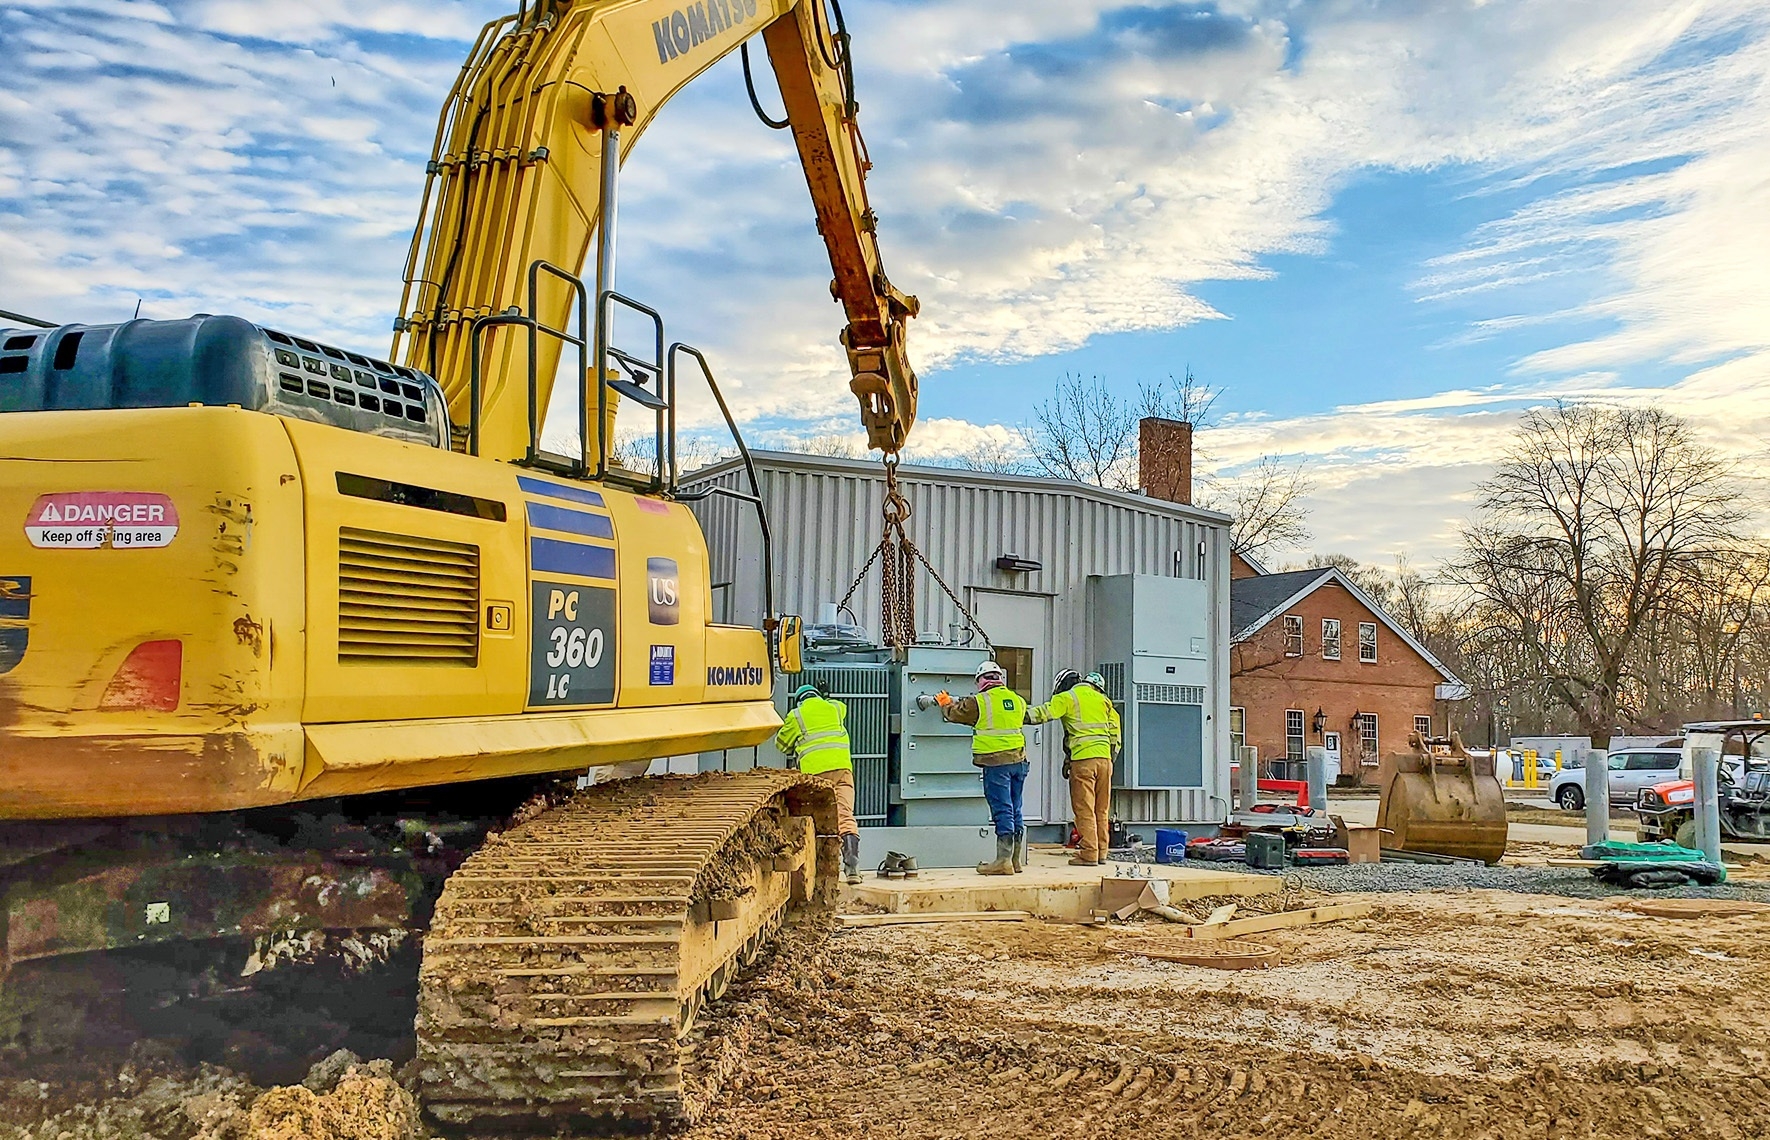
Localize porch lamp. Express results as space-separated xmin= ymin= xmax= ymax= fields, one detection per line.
xmin=1311 ymin=708 xmax=1326 ymax=737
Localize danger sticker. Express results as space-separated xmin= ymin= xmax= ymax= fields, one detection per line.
xmin=25 ymin=492 xmax=179 ymax=550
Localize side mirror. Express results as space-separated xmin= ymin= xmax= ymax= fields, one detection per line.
xmin=776 ymin=614 xmax=803 ymax=675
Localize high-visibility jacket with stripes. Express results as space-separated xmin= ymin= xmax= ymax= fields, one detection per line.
xmin=1028 ymin=683 xmax=1121 ymax=761
xmin=972 ymin=685 xmax=1026 ymax=757
xmin=774 ymin=695 xmax=853 ymax=775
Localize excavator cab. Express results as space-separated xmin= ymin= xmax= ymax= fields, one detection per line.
xmin=1375 ymin=731 xmax=1509 ymax=864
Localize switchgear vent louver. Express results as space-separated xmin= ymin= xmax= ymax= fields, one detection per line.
xmin=338 ymin=527 xmax=479 ymax=665
xmin=1097 ymin=662 xmax=1126 ymax=703
xmin=1136 ymin=684 xmax=1205 ymax=705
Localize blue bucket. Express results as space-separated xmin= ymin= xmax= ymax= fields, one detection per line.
xmin=1155 ymin=828 xmax=1188 ymax=863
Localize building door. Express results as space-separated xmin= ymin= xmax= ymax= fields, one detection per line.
xmin=1323 ymin=731 xmax=1342 ymax=777
xmin=970 ymin=591 xmax=1053 ymax=824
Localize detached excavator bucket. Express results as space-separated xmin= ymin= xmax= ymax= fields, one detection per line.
xmin=1375 ymin=731 xmax=1508 ymax=865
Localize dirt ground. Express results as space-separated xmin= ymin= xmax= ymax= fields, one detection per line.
xmin=689 ymin=890 xmax=1770 ymax=1140
xmin=1505 ymin=801 xmax=1637 ymax=828
xmin=5 ymin=885 xmax=1770 ymax=1139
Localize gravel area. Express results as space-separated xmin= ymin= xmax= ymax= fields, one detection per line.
xmin=1232 ymin=859 xmax=1770 ymax=900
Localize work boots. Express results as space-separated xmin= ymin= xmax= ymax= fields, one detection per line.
xmin=976 ymin=834 xmax=1016 ymax=876
xmin=1012 ymin=829 xmax=1027 ymax=873
xmin=841 ymin=834 xmax=861 ymax=885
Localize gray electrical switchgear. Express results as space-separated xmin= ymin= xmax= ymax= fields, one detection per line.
xmin=894 ymin=646 xmax=991 ymax=825
xmin=1090 ymin=574 xmax=1216 ymax=791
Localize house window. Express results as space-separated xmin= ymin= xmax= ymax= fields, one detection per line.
xmin=1355 ymin=713 xmax=1379 ymax=764
xmin=1358 ymin=622 xmax=1378 ymax=663
xmin=1414 ymin=715 xmax=1432 ymax=739
xmin=1285 ymin=709 xmax=1305 ymax=760
xmin=1321 ymin=618 xmax=1341 ymax=660
xmin=1230 ymin=706 xmax=1246 ymax=754
xmin=1283 ymin=614 xmax=1304 ymax=657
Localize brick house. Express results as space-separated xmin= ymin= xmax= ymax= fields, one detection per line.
xmin=1229 ymin=565 xmax=1468 ymax=784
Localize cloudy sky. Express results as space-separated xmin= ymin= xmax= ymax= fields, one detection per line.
xmin=3 ymin=0 xmax=1767 ymax=569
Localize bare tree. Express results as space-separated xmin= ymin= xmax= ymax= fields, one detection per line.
xmin=610 ymin=429 xmax=734 ymax=478
xmin=1452 ymin=402 xmax=1743 ymax=748
xmin=1140 ymin=367 xmax=1220 ymax=427
xmin=1022 ymin=373 xmax=1141 ymax=489
xmin=1202 ymin=457 xmax=1312 ymax=559
xmin=1023 ymin=368 xmax=1309 ymax=556
xmin=917 ymin=433 xmax=1030 ymax=475
xmin=785 ymin=433 xmax=861 ymax=458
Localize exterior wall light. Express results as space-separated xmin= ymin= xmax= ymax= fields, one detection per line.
xmin=995 ymin=554 xmax=1041 ymax=572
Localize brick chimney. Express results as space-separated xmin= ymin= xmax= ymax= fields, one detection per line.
xmin=1139 ymin=417 xmax=1193 ymax=505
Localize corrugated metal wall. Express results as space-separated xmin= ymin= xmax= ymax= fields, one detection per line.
xmin=684 ymin=452 xmax=1234 ymax=825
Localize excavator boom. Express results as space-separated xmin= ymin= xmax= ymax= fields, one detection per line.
xmin=393 ymin=0 xmax=918 ymax=460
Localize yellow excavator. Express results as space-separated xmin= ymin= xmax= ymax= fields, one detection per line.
xmin=0 ymin=0 xmax=913 ymax=1128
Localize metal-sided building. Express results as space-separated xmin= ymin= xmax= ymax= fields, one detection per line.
xmin=682 ymin=437 xmax=1235 ymax=836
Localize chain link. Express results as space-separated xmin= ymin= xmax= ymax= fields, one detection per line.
xmin=835 ymin=455 xmax=992 ymax=652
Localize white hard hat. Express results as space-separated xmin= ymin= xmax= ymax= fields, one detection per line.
xmin=975 ymin=660 xmax=1006 ymax=683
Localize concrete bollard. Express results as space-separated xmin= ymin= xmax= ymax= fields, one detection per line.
xmin=1304 ymin=746 xmax=1330 ymax=812
xmin=1584 ymin=747 xmax=1610 ymax=846
xmin=1692 ymin=747 xmax=1723 ymax=864
xmin=1238 ymin=745 xmax=1258 ymax=811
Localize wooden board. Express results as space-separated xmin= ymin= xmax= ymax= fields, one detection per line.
xmin=838 ymin=910 xmax=1032 ymax=927
xmin=1185 ymin=902 xmax=1372 ymax=941
xmin=1617 ymin=898 xmax=1770 ymax=920
xmin=1109 ymin=937 xmax=1279 ymax=969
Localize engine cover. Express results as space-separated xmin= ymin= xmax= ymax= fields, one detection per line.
xmin=0 ymin=315 xmax=450 ymax=449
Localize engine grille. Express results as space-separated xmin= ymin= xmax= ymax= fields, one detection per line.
xmin=338 ymin=527 xmax=479 ymax=665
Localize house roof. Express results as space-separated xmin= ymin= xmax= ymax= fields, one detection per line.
xmin=1230 ymin=568 xmax=1331 ymax=638
xmin=1230 ymin=566 xmax=1466 ymax=690
xmin=1234 ymin=550 xmax=1270 ymax=575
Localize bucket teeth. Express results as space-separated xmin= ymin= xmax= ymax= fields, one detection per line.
xmin=417 ymin=771 xmax=834 ymax=1131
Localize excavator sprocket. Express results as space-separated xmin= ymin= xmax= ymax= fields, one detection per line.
xmin=416 ymin=770 xmax=837 ymax=1132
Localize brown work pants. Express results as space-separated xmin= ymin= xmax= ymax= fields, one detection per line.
xmin=815 ymin=767 xmax=860 ymax=837
xmin=1069 ymin=756 xmax=1113 ymax=861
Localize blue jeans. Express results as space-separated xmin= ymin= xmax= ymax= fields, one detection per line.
xmin=982 ymin=761 xmax=1029 ymax=837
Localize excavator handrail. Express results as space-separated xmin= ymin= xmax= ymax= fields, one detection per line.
xmin=527 ymin=258 xmax=591 ymax=473
xmin=670 ymin=341 xmax=778 ymax=675
xmin=595 ymin=289 xmax=668 ymax=494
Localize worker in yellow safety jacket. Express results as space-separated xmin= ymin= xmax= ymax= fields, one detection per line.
xmin=918 ymin=660 xmax=1028 ymax=876
xmin=774 ymin=683 xmax=862 ymax=883
xmin=1027 ymin=669 xmax=1121 ymax=865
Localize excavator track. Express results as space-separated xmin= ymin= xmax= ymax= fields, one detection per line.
xmin=416 ymin=770 xmax=837 ymax=1133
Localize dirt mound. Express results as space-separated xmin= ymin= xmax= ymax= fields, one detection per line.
xmin=234 ymin=1070 xmax=416 ymax=1140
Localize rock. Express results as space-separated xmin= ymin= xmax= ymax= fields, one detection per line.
xmin=301 ymin=1050 xmax=362 ymax=1094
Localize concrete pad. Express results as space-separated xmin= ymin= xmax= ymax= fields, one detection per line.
xmin=844 ymin=844 xmax=1280 ymax=921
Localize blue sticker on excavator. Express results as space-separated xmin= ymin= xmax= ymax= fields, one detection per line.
xmin=0 ymin=576 xmax=30 ymax=675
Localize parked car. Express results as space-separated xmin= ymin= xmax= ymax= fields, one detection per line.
xmin=1549 ymin=748 xmax=1682 ymax=810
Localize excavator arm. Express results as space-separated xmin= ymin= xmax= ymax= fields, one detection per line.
xmin=392 ymin=0 xmax=919 ymax=462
